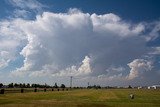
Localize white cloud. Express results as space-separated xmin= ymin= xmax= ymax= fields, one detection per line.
xmin=29 ymin=71 xmax=50 ymax=77
xmin=93 ymin=66 xmax=126 ymax=82
xmin=99 ymin=66 xmax=126 ymax=78
xmin=127 ymin=59 xmax=153 ymax=80
xmin=77 ymin=56 xmax=92 ymax=75
xmin=98 ymin=73 xmax=123 ymax=81
xmin=149 ymin=47 xmax=160 ymax=55
xmin=9 ymin=11 xmax=146 ymax=76
xmin=9 ymin=11 xmax=145 ymax=77
xmin=0 ymin=51 xmax=11 ymax=68
xmin=0 ymin=8 xmax=159 ymax=85
xmin=91 ymin=13 xmax=145 ymax=37
xmin=13 ymin=9 xmax=30 ymax=18
xmin=7 ymin=0 xmax=46 ymax=19
xmin=0 ymin=19 xmax=26 ymax=69
xmin=8 ymin=0 xmax=45 ymax=11
xmin=145 ymin=21 xmax=160 ymax=41
xmin=56 ymin=56 xmax=92 ymax=77
xmin=28 ymin=64 xmax=58 ymax=77
xmin=106 ymin=66 xmax=125 ymax=73
xmin=29 ymin=56 xmax=92 ymax=77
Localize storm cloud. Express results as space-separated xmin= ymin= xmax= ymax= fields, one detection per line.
xmin=0 ymin=8 xmax=160 ymax=86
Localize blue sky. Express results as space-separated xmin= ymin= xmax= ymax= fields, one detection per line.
xmin=1 ymin=0 xmax=160 ymax=21
xmin=0 ymin=0 xmax=160 ymax=87
xmin=46 ymin=0 xmax=160 ymax=22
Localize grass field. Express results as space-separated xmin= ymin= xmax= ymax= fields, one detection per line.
xmin=0 ymin=89 xmax=160 ymax=107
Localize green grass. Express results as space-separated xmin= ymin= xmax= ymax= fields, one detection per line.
xmin=0 ymin=89 xmax=160 ymax=107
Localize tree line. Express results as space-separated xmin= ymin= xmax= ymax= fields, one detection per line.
xmin=0 ymin=83 xmax=134 ymax=89
xmin=0 ymin=83 xmax=65 ymax=88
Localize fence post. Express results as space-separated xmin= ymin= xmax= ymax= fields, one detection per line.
xmin=44 ymin=88 xmax=46 ymax=92
xmin=21 ymin=88 xmax=24 ymax=93
xmin=34 ymin=88 xmax=37 ymax=92
xmin=0 ymin=89 xmax=4 ymax=94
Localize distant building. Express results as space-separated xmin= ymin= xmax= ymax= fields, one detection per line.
xmin=148 ymin=85 xmax=160 ymax=89
xmin=138 ymin=86 xmax=142 ymax=89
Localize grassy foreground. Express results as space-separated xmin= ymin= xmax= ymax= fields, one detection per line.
xmin=0 ymin=89 xmax=160 ymax=107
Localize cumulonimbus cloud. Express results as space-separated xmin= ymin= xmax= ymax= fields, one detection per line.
xmin=10 ymin=10 xmax=144 ymax=76
xmin=127 ymin=59 xmax=153 ymax=80
xmin=0 ymin=8 xmax=159 ymax=85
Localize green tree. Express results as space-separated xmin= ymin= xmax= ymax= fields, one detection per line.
xmin=60 ymin=84 xmax=65 ymax=88
xmin=14 ymin=83 xmax=19 ymax=88
xmin=8 ymin=83 xmax=14 ymax=88
xmin=22 ymin=83 xmax=26 ymax=88
xmin=26 ymin=83 xmax=30 ymax=88
xmin=128 ymin=85 xmax=132 ymax=88
xmin=20 ymin=83 xmax=23 ymax=88
xmin=54 ymin=83 xmax=58 ymax=88
xmin=0 ymin=83 xmax=3 ymax=88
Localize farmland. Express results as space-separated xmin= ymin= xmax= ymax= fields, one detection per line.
xmin=0 ymin=89 xmax=160 ymax=107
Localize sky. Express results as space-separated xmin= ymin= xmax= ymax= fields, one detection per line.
xmin=0 ymin=0 xmax=160 ymax=87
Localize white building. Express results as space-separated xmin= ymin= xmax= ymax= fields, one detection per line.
xmin=138 ymin=86 xmax=142 ymax=89
xmin=148 ymin=85 xmax=160 ymax=89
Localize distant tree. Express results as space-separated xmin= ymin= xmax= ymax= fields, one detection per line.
xmin=0 ymin=83 xmax=3 ymax=88
xmin=22 ymin=83 xmax=26 ymax=88
xmin=93 ymin=85 xmax=97 ymax=89
xmin=128 ymin=85 xmax=132 ymax=89
xmin=20 ymin=83 xmax=23 ymax=88
xmin=44 ymin=83 xmax=50 ymax=88
xmin=31 ymin=84 xmax=38 ymax=88
xmin=30 ymin=83 xmax=52 ymax=88
xmin=14 ymin=83 xmax=19 ymax=88
xmin=97 ymin=85 xmax=101 ymax=89
xmin=26 ymin=83 xmax=30 ymax=88
xmin=87 ymin=86 xmax=91 ymax=89
xmin=8 ymin=83 xmax=14 ymax=88
xmin=31 ymin=84 xmax=35 ymax=88
xmin=60 ymin=84 xmax=65 ymax=88
xmin=54 ymin=83 xmax=58 ymax=88
xmin=87 ymin=85 xmax=101 ymax=89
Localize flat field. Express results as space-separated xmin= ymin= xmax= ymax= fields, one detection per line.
xmin=0 ymin=89 xmax=160 ymax=107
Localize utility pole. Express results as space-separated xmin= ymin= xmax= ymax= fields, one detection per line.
xmin=70 ymin=76 xmax=73 ymax=88
xmin=87 ymin=82 xmax=90 ymax=89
